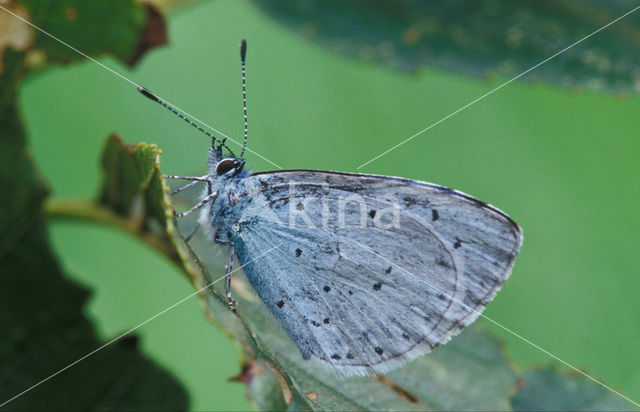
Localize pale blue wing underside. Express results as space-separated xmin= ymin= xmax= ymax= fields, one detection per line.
xmin=222 ymin=170 xmax=522 ymax=376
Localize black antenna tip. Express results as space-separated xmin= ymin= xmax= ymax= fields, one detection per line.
xmin=240 ymin=38 xmax=247 ymax=61
xmin=137 ymin=86 xmax=160 ymax=102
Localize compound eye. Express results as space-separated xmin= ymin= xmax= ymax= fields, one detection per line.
xmin=215 ymin=158 xmax=236 ymax=176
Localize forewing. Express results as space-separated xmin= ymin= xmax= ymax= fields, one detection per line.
xmin=231 ymin=170 xmax=522 ymax=375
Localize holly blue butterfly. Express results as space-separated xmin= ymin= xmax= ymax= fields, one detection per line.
xmin=138 ymin=39 xmax=523 ymax=376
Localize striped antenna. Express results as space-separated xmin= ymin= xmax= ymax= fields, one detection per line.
xmin=240 ymin=38 xmax=248 ymax=157
xmin=137 ymin=86 xmax=235 ymax=157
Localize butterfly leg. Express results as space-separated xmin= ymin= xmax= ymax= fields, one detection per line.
xmin=175 ymin=190 xmax=218 ymax=218
xmin=163 ymin=175 xmax=209 ymax=181
xmin=165 ymin=175 xmax=208 ymax=195
xmin=171 ymin=180 xmax=201 ymax=195
xmin=183 ymin=224 xmax=199 ymax=242
xmin=225 ymin=245 xmax=237 ymax=312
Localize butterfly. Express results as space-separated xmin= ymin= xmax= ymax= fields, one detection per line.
xmin=138 ymin=39 xmax=523 ymax=376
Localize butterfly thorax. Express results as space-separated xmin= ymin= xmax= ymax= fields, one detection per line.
xmin=197 ymin=165 xmax=251 ymax=245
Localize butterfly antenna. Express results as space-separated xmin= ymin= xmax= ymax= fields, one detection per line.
xmin=240 ymin=38 xmax=248 ymax=158
xmin=137 ymin=86 xmax=236 ymax=157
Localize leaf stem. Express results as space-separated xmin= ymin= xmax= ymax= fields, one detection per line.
xmin=44 ymin=197 xmax=176 ymax=260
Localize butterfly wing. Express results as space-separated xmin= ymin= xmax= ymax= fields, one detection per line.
xmin=228 ymin=170 xmax=522 ymax=375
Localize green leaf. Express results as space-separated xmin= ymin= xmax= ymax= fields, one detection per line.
xmin=250 ymin=0 xmax=640 ymax=94
xmin=512 ymin=367 xmax=634 ymax=411
xmin=239 ymin=360 xmax=288 ymax=411
xmin=95 ymin=134 xmax=184 ymax=266
xmin=0 ymin=80 xmax=188 ymax=412
xmin=0 ymin=1 xmax=186 ymax=409
xmin=2 ymin=0 xmax=166 ymax=68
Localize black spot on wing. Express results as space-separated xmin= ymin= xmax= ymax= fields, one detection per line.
xmin=431 ymin=209 xmax=439 ymax=221
xmin=323 ymin=285 xmax=331 ymax=292
xmin=331 ymin=354 xmax=341 ymax=360
xmin=373 ymin=282 xmax=382 ymax=291
xmin=368 ymin=210 xmax=376 ymax=218
xmin=277 ymin=300 xmax=284 ymax=308
xmin=375 ymin=347 xmax=384 ymax=355
xmin=436 ymin=256 xmax=452 ymax=269
xmin=453 ymin=238 xmax=462 ymax=249
xmin=346 ymin=352 xmax=355 ymax=359
xmin=311 ymin=320 xmax=321 ymax=327
xmin=323 ymin=317 xmax=330 ymax=324
xmin=403 ymin=196 xmax=417 ymax=206
xmin=385 ymin=266 xmax=392 ymax=274
xmin=295 ymin=248 xmax=302 ymax=257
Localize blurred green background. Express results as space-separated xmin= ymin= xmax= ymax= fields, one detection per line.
xmin=18 ymin=0 xmax=640 ymax=410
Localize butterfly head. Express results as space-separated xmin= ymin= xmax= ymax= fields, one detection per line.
xmin=208 ymin=141 xmax=245 ymax=178
xmin=215 ymin=157 xmax=245 ymax=177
